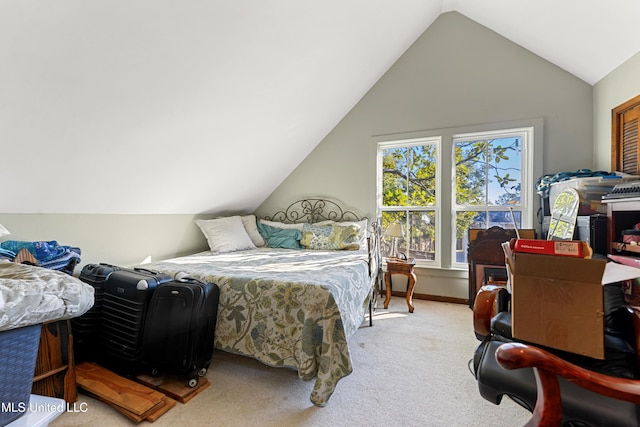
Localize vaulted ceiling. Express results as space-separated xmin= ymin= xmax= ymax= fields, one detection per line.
xmin=2 ymin=1 xmax=639 ymax=214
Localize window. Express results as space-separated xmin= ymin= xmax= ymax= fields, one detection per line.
xmin=377 ymin=137 xmax=440 ymax=265
xmin=453 ymin=128 xmax=533 ymax=267
xmin=377 ymin=125 xmax=536 ymax=269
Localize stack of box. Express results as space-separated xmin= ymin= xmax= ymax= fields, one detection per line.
xmin=549 ymin=176 xmax=635 ymax=215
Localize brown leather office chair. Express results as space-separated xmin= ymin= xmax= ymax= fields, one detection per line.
xmin=472 ymin=285 xmax=640 ymax=427
xmin=496 ymin=341 xmax=640 ymax=427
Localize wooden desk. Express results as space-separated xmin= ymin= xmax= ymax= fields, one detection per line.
xmin=384 ymin=259 xmax=417 ymax=313
xmin=467 ymin=227 xmax=536 ymax=308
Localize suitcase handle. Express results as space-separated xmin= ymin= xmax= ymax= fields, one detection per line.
xmin=175 ymin=272 xmax=205 ymax=284
xmin=178 ymin=278 xmax=205 ymax=285
xmin=133 ymin=267 xmax=161 ymax=275
xmin=173 ymin=272 xmax=205 ymax=285
xmin=175 ymin=271 xmax=191 ymax=280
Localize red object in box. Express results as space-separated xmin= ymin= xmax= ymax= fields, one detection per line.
xmin=513 ymin=239 xmax=585 ymax=258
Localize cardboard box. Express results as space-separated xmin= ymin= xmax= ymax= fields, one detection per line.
xmin=509 ymin=252 xmax=640 ymax=359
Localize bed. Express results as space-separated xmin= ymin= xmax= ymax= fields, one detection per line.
xmin=139 ymin=198 xmax=381 ymax=406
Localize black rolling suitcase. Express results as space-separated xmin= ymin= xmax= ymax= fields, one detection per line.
xmin=98 ymin=267 xmax=172 ymax=376
xmin=141 ymin=277 xmax=220 ymax=387
xmin=73 ymin=263 xmax=121 ymax=363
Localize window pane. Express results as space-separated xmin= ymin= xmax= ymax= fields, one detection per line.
xmin=381 ymin=210 xmax=436 ymax=261
xmin=455 ymin=137 xmax=522 ymax=206
xmin=456 ymin=211 xmax=482 ymax=263
xmin=382 ymin=147 xmax=408 ymax=207
xmin=382 ymin=144 xmax=437 ymax=208
xmin=491 ymin=210 xmax=521 ymax=229
xmin=381 ymin=211 xmax=406 ymax=258
xmin=408 ymin=210 xmax=436 ymax=261
xmin=455 ymin=210 xmax=522 ymax=263
xmin=456 ymin=142 xmax=487 ymax=205
xmin=408 ymin=145 xmax=437 ymax=207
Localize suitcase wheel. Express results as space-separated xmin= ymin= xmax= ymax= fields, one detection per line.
xmin=188 ymin=378 xmax=198 ymax=388
xmin=197 ymin=368 xmax=207 ymax=377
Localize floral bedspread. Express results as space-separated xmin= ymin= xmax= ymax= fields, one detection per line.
xmin=140 ymin=248 xmax=372 ymax=406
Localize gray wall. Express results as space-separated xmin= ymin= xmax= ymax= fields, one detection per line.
xmin=593 ymin=51 xmax=640 ymax=170
xmin=257 ymin=12 xmax=594 ymax=300
xmin=0 ymin=214 xmax=212 ymax=268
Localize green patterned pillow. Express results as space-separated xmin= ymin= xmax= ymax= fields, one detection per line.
xmin=300 ymin=224 xmax=360 ymax=250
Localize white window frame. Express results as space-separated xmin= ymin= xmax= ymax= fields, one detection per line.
xmin=374 ymin=119 xmax=542 ymax=271
xmin=377 ymin=136 xmax=441 ymax=268
xmin=450 ymin=126 xmax=535 ymax=270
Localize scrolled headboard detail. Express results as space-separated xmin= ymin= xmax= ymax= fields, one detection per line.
xmin=264 ymin=198 xmax=363 ymax=224
xmin=263 ymin=197 xmax=382 ymax=293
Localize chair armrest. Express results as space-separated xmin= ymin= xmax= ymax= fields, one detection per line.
xmin=473 ymin=284 xmax=508 ymax=340
xmin=496 ymin=342 xmax=640 ymax=427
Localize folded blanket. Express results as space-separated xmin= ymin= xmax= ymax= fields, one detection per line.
xmin=0 ymin=260 xmax=94 ymax=331
xmin=535 ymin=169 xmax=617 ymax=198
xmin=0 ymin=248 xmax=14 ymax=260
xmin=0 ymin=241 xmax=81 ymax=271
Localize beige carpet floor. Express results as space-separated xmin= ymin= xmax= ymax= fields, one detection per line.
xmin=51 ymin=297 xmax=531 ymax=427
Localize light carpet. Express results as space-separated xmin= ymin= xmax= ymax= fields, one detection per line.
xmin=51 ymin=297 xmax=531 ymax=427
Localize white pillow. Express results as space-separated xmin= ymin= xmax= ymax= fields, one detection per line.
xmin=241 ymin=215 xmax=266 ymax=247
xmin=258 ymin=219 xmax=304 ymax=230
xmin=196 ymin=216 xmax=256 ymax=253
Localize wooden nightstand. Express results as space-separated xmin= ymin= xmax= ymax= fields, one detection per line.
xmin=384 ymin=259 xmax=417 ymax=313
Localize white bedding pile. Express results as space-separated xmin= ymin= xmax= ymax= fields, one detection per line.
xmin=0 ymin=260 xmax=94 ymax=331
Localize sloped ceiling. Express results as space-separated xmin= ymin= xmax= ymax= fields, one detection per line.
xmin=1 ymin=1 xmax=639 ymax=214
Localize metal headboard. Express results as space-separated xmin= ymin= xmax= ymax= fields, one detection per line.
xmin=263 ymin=197 xmax=382 ymax=324
xmin=264 ymin=198 xmax=363 ymax=224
